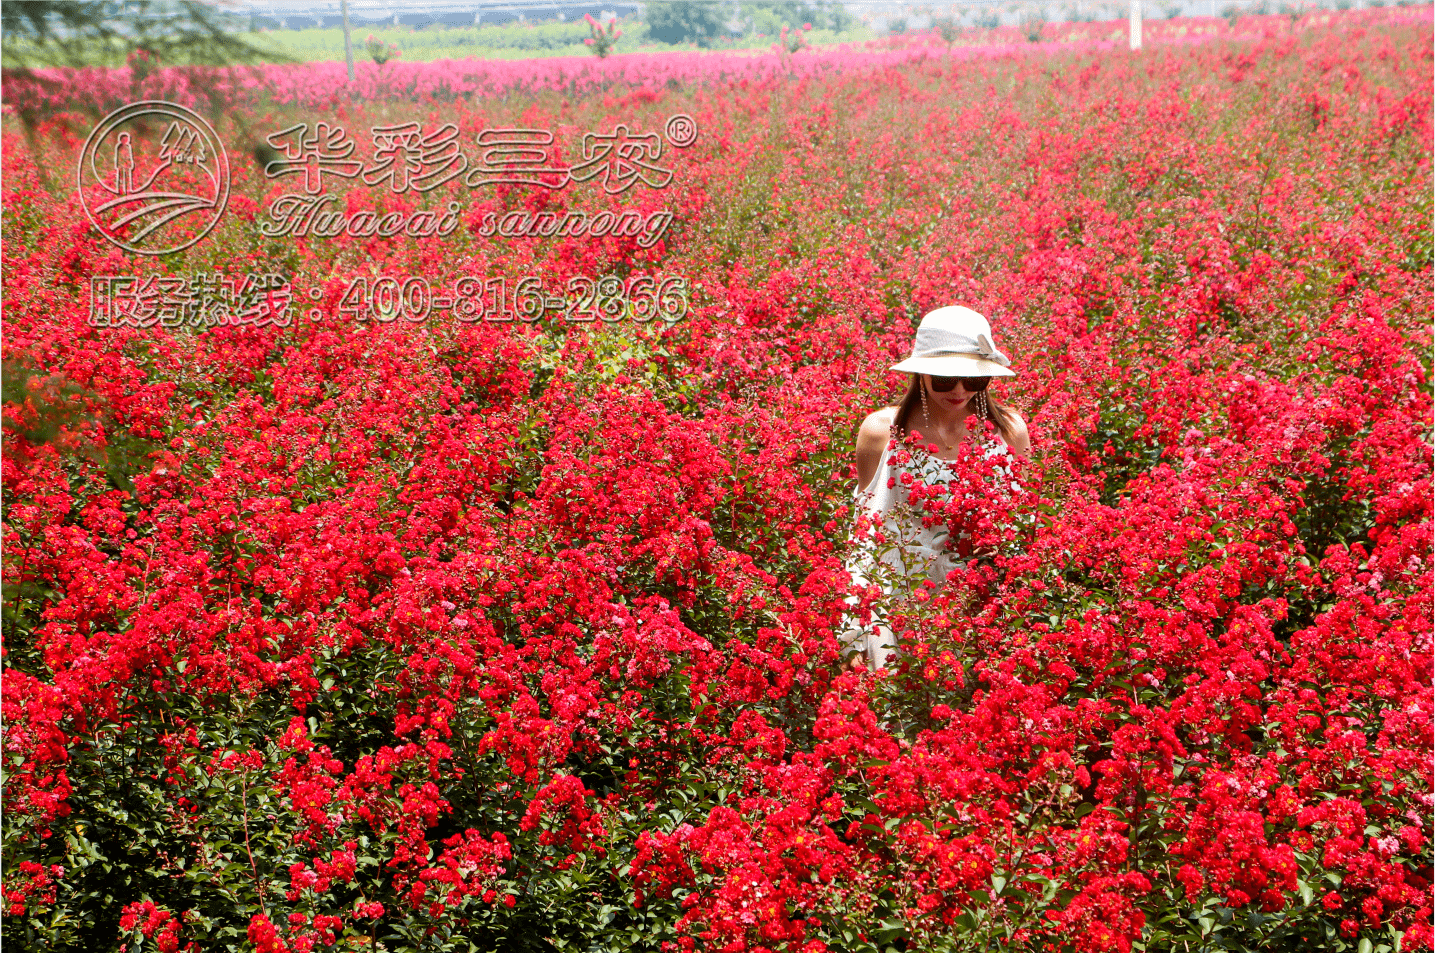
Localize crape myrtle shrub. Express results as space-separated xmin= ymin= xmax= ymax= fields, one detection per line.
xmin=0 ymin=10 xmax=1412 ymax=114
xmin=2 ymin=9 xmax=1432 ymax=953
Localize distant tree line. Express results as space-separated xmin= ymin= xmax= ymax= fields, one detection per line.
xmin=644 ymin=0 xmax=853 ymax=47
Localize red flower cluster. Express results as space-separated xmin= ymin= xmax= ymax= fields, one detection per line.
xmin=120 ymin=900 xmax=187 ymax=952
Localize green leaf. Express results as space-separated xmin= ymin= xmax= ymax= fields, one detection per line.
xmin=874 ymin=919 xmax=906 ymax=942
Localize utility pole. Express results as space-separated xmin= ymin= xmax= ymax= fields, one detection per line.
xmin=341 ymin=0 xmax=355 ymax=82
xmin=1130 ymin=0 xmax=1142 ymax=49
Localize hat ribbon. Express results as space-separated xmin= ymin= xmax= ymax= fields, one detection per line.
xmin=915 ymin=334 xmax=1011 ymax=367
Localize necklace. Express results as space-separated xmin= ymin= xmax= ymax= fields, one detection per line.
xmin=918 ymin=385 xmax=967 ymax=452
xmin=924 ymin=426 xmax=962 ymax=452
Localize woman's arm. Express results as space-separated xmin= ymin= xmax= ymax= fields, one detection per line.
xmin=855 ymin=408 xmax=897 ymax=493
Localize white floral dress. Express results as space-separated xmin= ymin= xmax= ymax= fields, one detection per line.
xmin=839 ymin=432 xmax=1014 ymax=669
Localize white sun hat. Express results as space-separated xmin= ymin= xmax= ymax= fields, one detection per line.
xmin=889 ymin=305 xmax=1017 ymax=378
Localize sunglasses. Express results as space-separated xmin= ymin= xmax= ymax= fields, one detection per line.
xmin=928 ymin=375 xmax=990 ymax=393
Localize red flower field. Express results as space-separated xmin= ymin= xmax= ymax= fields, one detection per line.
xmin=2 ymin=9 xmax=1431 ymax=952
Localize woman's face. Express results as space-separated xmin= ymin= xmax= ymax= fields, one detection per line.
xmin=923 ymin=374 xmax=979 ymax=411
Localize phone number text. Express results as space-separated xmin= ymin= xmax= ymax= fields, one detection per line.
xmin=339 ymin=274 xmax=690 ymax=324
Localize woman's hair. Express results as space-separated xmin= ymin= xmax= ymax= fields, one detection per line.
xmin=890 ymin=374 xmax=1019 ymax=448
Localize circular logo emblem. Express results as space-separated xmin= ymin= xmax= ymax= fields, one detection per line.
xmin=77 ymin=100 xmax=229 ymax=255
xmin=664 ymin=114 xmax=698 ymax=149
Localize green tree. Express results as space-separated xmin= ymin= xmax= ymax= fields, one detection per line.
xmin=1 ymin=1 xmax=273 ymax=72
xmin=933 ymin=13 xmax=962 ymax=47
xmin=643 ymin=0 xmax=730 ymax=46
xmin=1 ymin=1 xmax=284 ymax=188
xmin=741 ymin=0 xmax=852 ymax=33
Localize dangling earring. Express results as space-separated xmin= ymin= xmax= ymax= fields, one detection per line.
xmin=976 ymin=391 xmax=989 ymax=420
xmin=918 ymin=380 xmax=930 ymax=444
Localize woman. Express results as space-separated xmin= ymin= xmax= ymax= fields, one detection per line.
xmin=841 ymin=305 xmax=1030 ymax=672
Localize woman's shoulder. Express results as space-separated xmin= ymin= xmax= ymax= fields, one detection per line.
xmin=859 ymin=406 xmax=899 ymax=433
xmin=997 ymin=405 xmax=1031 ymax=456
xmin=856 ymin=406 xmax=898 ymax=447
